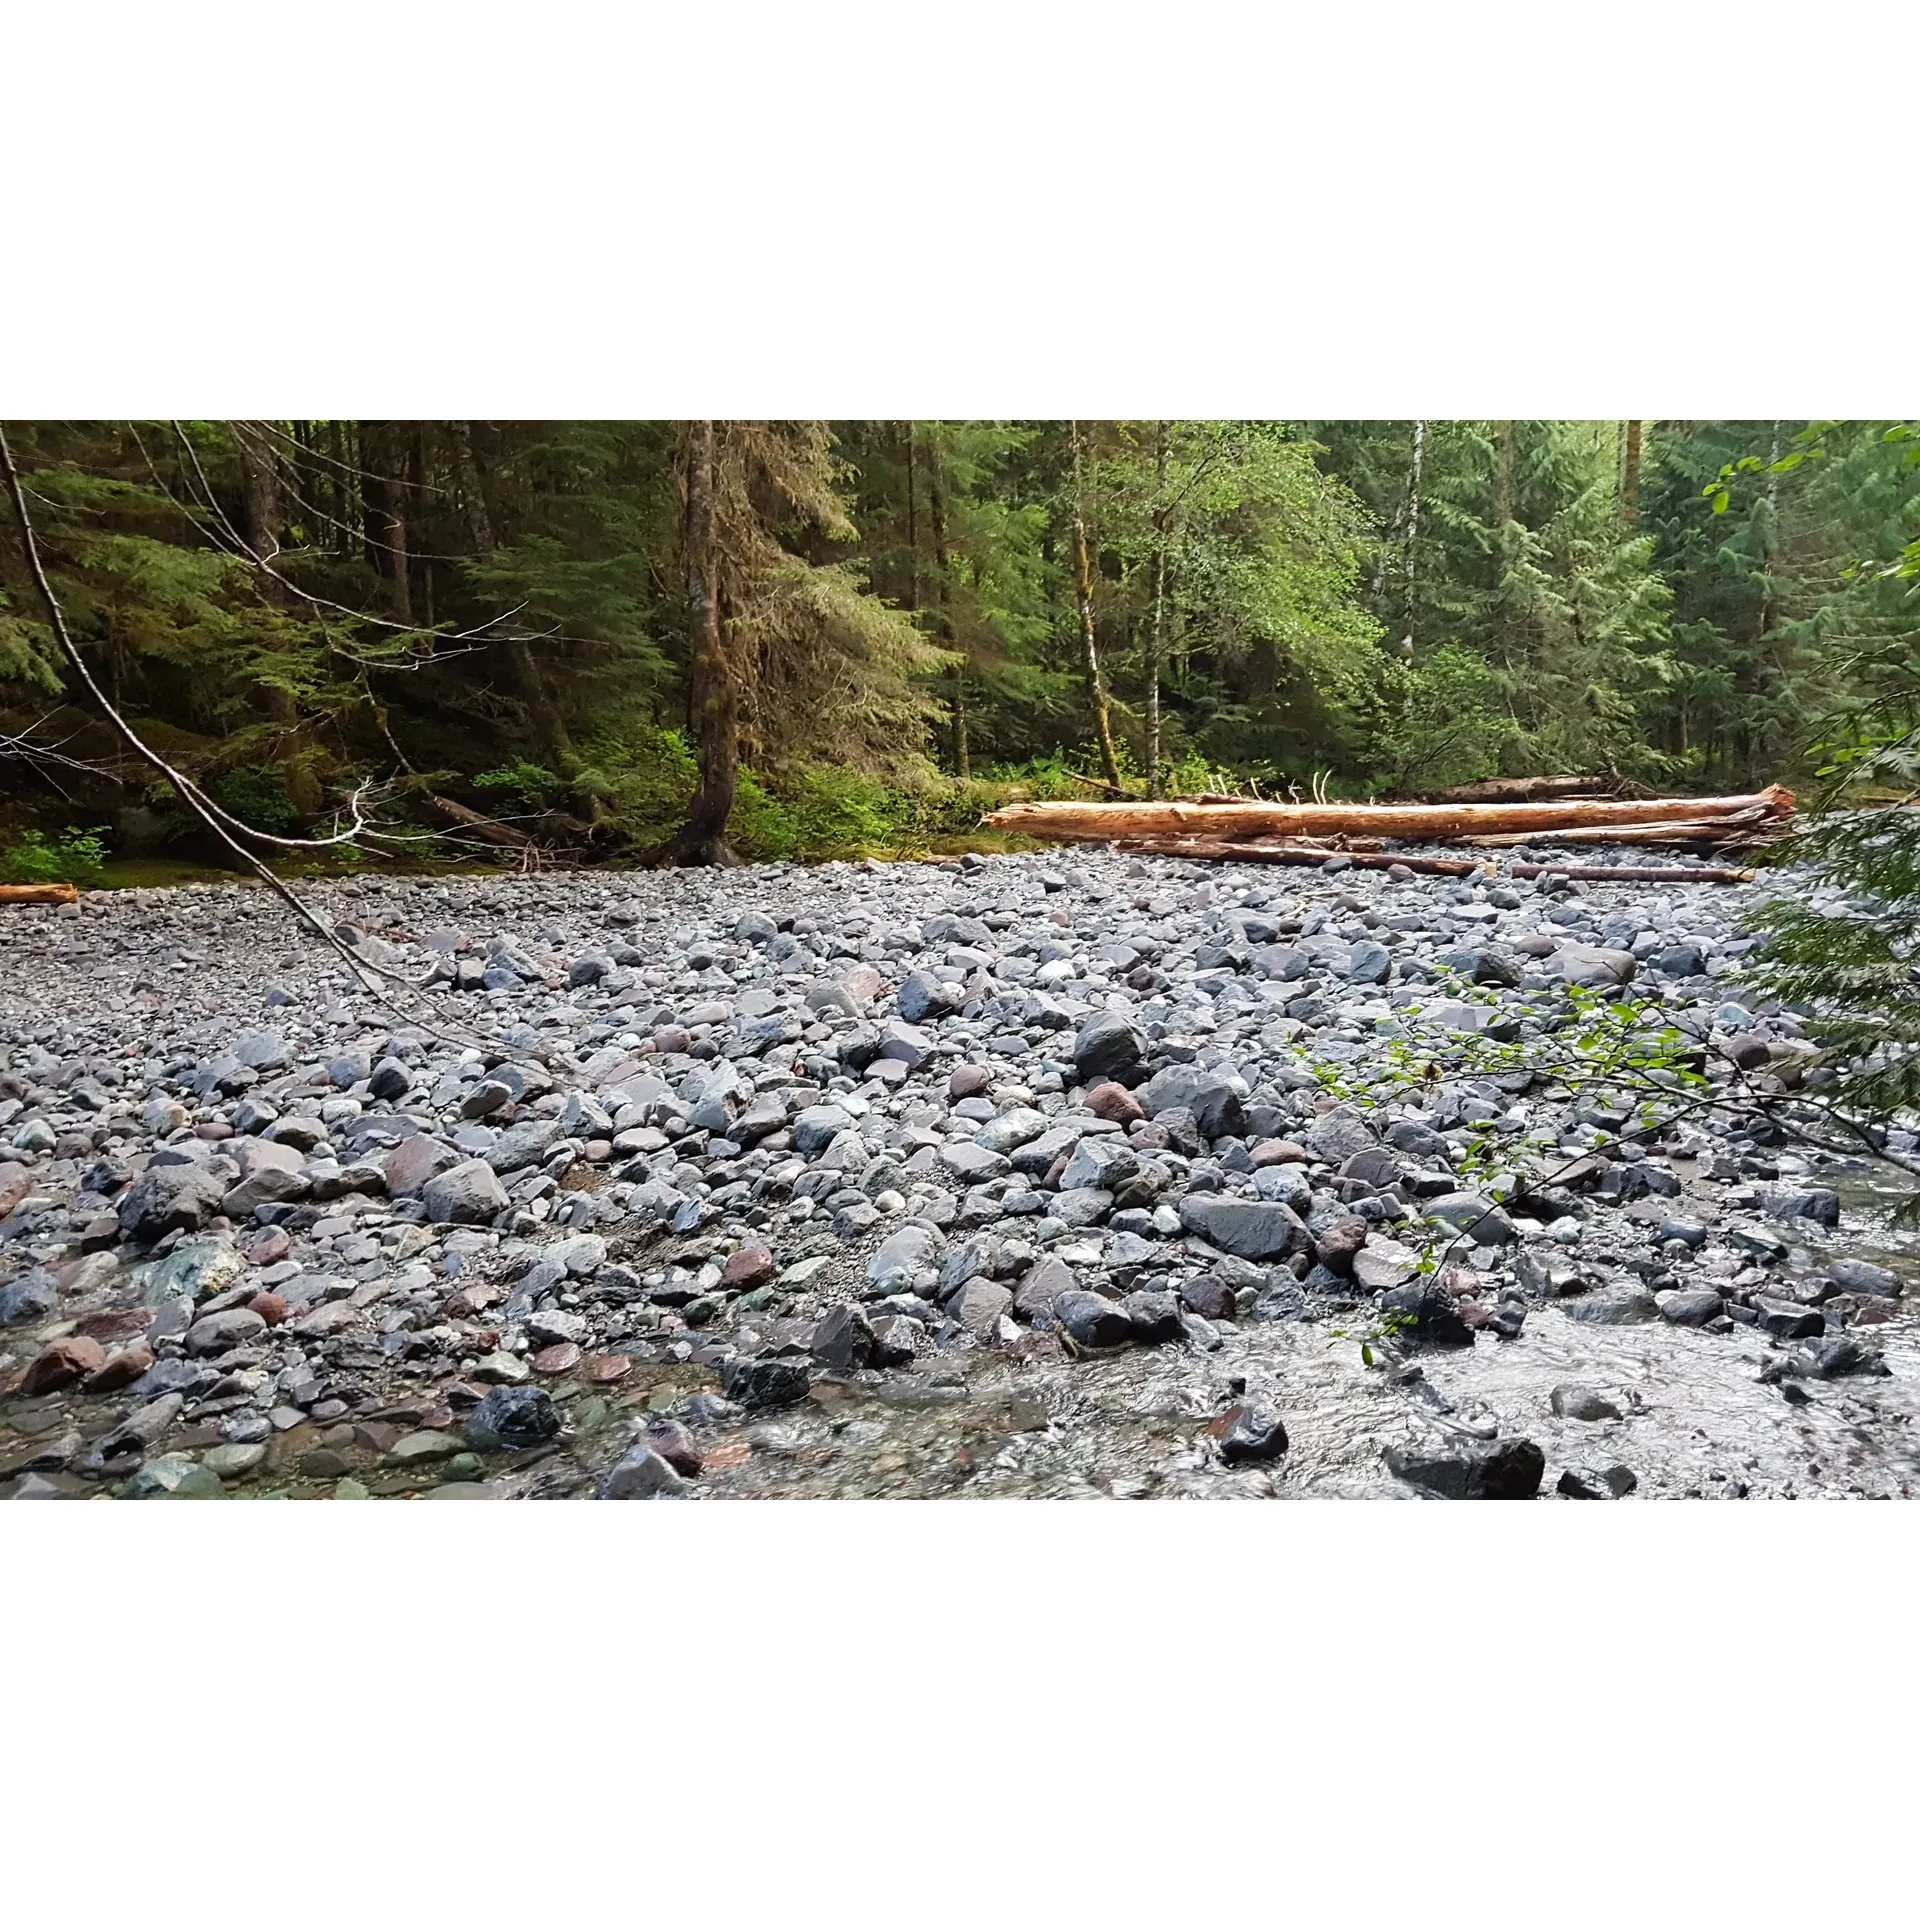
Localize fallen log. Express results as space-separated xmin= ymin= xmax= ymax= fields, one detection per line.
xmin=1113 ymin=838 xmax=1754 ymax=883
xmin=1462 ymin=818 xmax=1776 ymax=849
xmin=422 ymin=793 xmax=532 ymax=850
xmin=0 ymin=882 xmax=79 ymax=905
xmin=986 ymin=784 xmax=1794 ymax=845
xmin=1422 ymin=774 xmax=1609 ymax=804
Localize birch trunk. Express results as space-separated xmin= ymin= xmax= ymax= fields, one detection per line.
xmin=1402 ymin=418 xmax=1426 ymax=638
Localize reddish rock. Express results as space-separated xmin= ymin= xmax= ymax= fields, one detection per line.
xmin=530 ymin=1341 xmax=579 ymax=1375
xmin=382 ymin=1132 xmax=462 ymax=1197
xmin=1250 ymin=1139 xmax=1308 ymax=1168
xmin=83 ymin=1342 xmax=154 ymax=1392
xmin=22 ymin=1336 xmax=107 ymax=1395
xmin=246 ymin=1226 xmax=293 ymax=1266
xmin=947 ymin=1063 xmax=993 ymax=1101
xmin=702 ymin=1439 xmax=751 ymax=1471
xmin=0 ymin=1162 xmax=31 ymax=1217
xmin=1082 ymin=1082 xmax=1145 ymax=1124
xmin=74 ymin=1306 xmax=154 ymax=1344
xmin=248 ymin=1291 xmax=291 ymax=1326
xmin=720 ymin=1245 xmax=776 ymax=1290
xmin=582 ymin=1353 xmax=632 ymax=1385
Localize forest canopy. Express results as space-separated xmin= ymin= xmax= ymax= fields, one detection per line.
xmin=1 ymin=419 xmax=1915 ymax=874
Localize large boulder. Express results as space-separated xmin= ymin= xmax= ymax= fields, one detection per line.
xmin=1073 ymin=1012 xmax=1144 ymax=1084
xmin=1302 ymin=1106 xmax=1378 ymax=1167
xmin=1385 ymin=1436 xmax=1545 ymax=1500
xmin=1136 ymin=1064 xmax=1244 ymax=1139
xmin=118 ymin=1163 xmax=228 ymax=1241
xmin=421 ymin=1159 xmax=509 ymax=1225
xmin=383 ymin=1133 xmax=462 ymax=1196
xmin=1178 ymin=1195 xmax=1309 ymax=1261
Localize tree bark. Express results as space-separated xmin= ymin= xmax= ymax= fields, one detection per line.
xmin=449 ymin=419 xmax=572 ymax=761
xmin=1622 ymin=420 xmax=1643 ymax=528
xmin=926 ymin=429 xmax=967 ymax=777
xmin=1495 ymin=420 xmax=1515 ymax=526
xmin=1146 ymin=420 xmax=1169 ymax=798
xmin=903 ymin=420 xmax=918 ymax=612
xmin=236 ymin=426 xmax=323 ymax=818
xmin=1402 ymin=419 xmax=1426 ymax=640
xmin=985 ymin=786 xmax=1796 ymax=843
xmin=360 ymin=422 xmax=412 ymax=623
xmin=1069 ymin=420 xmax=1123 ymax=790
xmin=666 ymin=420 xmax=738 ymax=865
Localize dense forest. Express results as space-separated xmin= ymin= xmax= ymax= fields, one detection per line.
xmin=1 ymin=419 xmax=1916 ymax=877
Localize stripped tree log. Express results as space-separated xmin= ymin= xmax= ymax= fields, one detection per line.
xmin=0 ymin=883 xmax=79 ymax=905
xmin=987 ymin=784 xmax=1794 ymax=845
xmin=1112 ymin=838 xmax=1753 ymax=884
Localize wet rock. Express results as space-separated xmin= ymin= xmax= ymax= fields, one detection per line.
xmin=811 ymin=1302 xmax=876 ymax=1372
xmin=1385 ymin=1436 xmax=1544 ymax=1500
xmin=466 ymin=1385 xmax=561 ymax=1451
xmin=22 ymin=1335 xmax=107 ymax=1395
xmin=1824 ymin=1258 xmax=1901 ymax=1298
xmin=184 ymin=1307 xmax=267 ymax=1357
xmin=1562 ymin=1286 xmax=1660 ymax=1326
xmin=1557 ymin=1465 xmax=1638 ymax=1499
xmin=601 ymin=1444 xmax=689 ymax=1498
xmin=1055 ymin=1289 xmax=1133 ymax=1349
xmin=1212 ymin=1401 xmax=1288 ymax=1465
xmin=1549 ymin=1384 xmax=1622 ymax=1421
xmin=1379 ymin=1273 xmax=1475 ymax=1347
xmin=127 ymin=1453 xmax=223 ymax=1499
xmin=720 ymin=1355 xmax=812 ymax=1410
xmin=1657 ymin=1288 xmax=1724 ymax=1328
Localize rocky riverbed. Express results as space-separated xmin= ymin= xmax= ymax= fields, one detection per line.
xmin=2 ymin=845 xmax=1916 ymax=1500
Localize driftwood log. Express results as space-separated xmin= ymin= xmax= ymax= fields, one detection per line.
xmin=987 ymin=784 xmax=1794 ymax=846
xmin=0 ymin=882 xmax=79 ymax=905
xmin=1115 ymin=838 xmax=1754 ymax=884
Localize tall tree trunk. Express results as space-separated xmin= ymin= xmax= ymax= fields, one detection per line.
xmin=1402 ymin=418 xmax=1426 ymax=641
xmin=1069 ymin=419 xmax=1123 ymax=790
xmin=927 ymin=427 xmax=967 ymax=777
xmin=1495 ymin=420 xmax=1515 ymax=526
xmin=237 ymin=427 xmax=322 ymax=817
xmin=903 ymin=420 xmax=918 ymax=612
xmin=360 ymin=422 xmax=412 ymax=622
xmin=1146 ymin=420 xmax=1169 ymax=798
xmin=1621 ymin=419 xmax=1643 ymax=528
xmin=667 ymin=420 xmax=738 ymax=865
xmin=449 ymin=419 xmax=572 ymax=761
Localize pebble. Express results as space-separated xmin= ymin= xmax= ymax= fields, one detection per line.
xmin=0 ymin=844 xmax=1906 ymax=1504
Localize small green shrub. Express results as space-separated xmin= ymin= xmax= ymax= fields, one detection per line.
xmin=473 ymin=759 xmax=564 ymax=815
xmin=214 ymin=765 xmax=298 ymax=833
xmin=1 ymin=825 xmax=109 ymax=884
